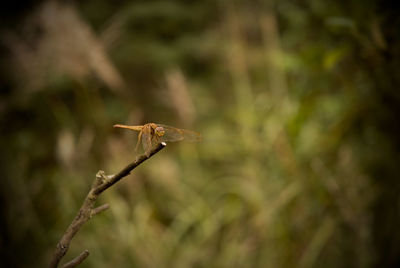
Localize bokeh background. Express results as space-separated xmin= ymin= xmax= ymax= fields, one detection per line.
xmin=1 ymin=0 xmax=400 ymax=267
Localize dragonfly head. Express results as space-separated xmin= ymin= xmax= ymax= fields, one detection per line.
xmin=155 ymin=126 xmax=165 ymax=137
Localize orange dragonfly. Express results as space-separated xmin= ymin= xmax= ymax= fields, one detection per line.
xmin=114 ymin=123 xmax=201 ymax=156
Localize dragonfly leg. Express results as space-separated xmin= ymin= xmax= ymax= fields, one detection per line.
xmin=154 ymin=135 xmax=161 ymax=145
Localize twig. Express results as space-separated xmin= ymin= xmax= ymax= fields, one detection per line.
xmin=62 ymin=250 xmax=89 ymax=268
xmin=49 ymin=142 xmax=166 ymax=268
xmin=91 ymin=203 xmax=110 ymax=217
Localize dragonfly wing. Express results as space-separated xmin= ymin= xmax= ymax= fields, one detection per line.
xmin=141 ymin=128 xmax=152 ymax=156
xmin=157 ymin=124 xmax=201 ymax=142
xmin=156 ymin=124 xmax=184 ymax=142
xmin=181 ymin=129 xmax=202 ymax=142
xmin=135 ymin=131 xmax=142 ymax=152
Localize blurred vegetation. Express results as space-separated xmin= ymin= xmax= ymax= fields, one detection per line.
xmin=1 ymin=0 xmax=400 ymax=267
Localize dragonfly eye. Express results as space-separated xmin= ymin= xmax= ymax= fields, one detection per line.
xmin=155 ymin=126 xmax=165 ymax=136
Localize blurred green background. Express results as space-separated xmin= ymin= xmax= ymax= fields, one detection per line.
xmin=1 ymin=0 xmax=400 ymax=267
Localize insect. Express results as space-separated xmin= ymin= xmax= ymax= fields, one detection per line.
xmin=114 ymin=123 xmax=201 ymax=156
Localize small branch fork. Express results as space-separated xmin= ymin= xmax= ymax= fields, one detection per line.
xmin=49 ymin=142 xmax=166 ymax=268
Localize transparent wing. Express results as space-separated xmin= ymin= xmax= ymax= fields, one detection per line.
xmin=157 ymin=124 xmax=202 ymax=142
xmin=135 ymin=131 xmax=142 ymax=152
xmin=141 ymin=128 xmax=152 ymax=156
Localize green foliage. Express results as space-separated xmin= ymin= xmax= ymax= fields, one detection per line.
xmin=1 ymin=0 xmax=399 ymax=267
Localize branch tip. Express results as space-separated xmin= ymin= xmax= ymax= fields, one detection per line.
xmin=91 ymin=203 xmax=110 ymax=217
xmin=62 ymin=250 xmax=89 ymax=268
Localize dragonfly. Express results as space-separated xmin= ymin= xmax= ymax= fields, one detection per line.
xmin=114 ymin=123 xmax=201 ymax=156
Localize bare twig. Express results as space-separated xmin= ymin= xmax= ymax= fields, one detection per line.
xmin=49 ymin=142 xmax=166 ymax=268
xmin=62 ymin=250 xmax=89 ymax=268
xmin=91 ymin=203 xmax=110 ymax=217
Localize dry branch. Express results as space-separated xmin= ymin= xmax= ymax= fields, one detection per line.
xmin=49 ymin=142 xmax=166 ymax=268
xmin=62 ymin=250 xmax=89 ymax=268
